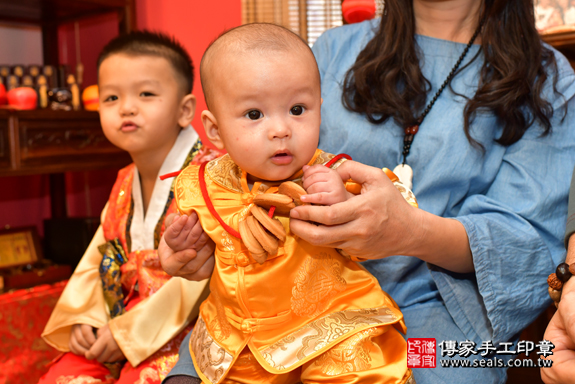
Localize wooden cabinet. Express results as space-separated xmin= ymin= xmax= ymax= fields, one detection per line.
xmin=0 ymin=110 xmax=130 ymax=176
xmin=0 ymin=0 xmax=135 ymax=217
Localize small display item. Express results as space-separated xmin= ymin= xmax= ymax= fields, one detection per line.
xmin=0 ymin=226 xmax=42 ymax=269
xmin=21 ymin=75 xmax=34 ymax=88
xmin=6 ymin=75 xmax=19 ymax=91
xmin=12 ymin=65 xmax=25 ymax=77
xmin=342 ymin=0 xmax=376 ymax=24
xmin=7 ymin=87 xmax=38 ymax=110
xmin=43 ymin=65 xmax=57 ymax=88
xmin=0 ymin=66 xmax=9 ymax=77
xmin=48 ymin=88 xmax=72 ymax=111
xmin=0 ymin=83 xmax=7 ymax=105
xmin=28 ymin=65 xmax=41 ymax=77
xmin=81 ymin=84 xmax=99 ymax=111
xmin=67 ymin=74 xmax=80 ymax=110
xmin=36 ymin=75 xmax=49 ymax=108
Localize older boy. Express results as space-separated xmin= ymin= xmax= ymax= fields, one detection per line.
xmin=40 ymin=31 xmax=220 ymax=384
xmin=161 ymin=23 xmax=416 ymax=384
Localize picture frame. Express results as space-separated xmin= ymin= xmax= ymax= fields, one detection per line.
xmin=0 ymin=226 xmax=43 ymax=269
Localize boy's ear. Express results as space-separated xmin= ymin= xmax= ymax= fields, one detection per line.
xmin=202 ymin=110 xmax=225 ymax=150
xmin=177 ymin=94 xmax=196 ymax=128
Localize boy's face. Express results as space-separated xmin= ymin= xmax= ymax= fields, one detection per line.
xmin=98 ymin=54 xmax=194 ymax=159
xmin=203 ymin=49 xmax=321 ymax=182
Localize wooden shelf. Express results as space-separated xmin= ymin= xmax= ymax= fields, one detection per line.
xmin=0 ymin=109 xmax=131 ymax=176
xmin=0 ymin=0 xmax=133 ymax=28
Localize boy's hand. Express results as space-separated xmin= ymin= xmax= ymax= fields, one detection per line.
xmin=69 ymin=324 xmax=97 ymax=355
xmin=85 ymin=324 xmax=125 ymax=363
xmin=300 ymin=164 xmax=352 ymax=206
xmin=159 ymin=212 xmax=215 ymax=281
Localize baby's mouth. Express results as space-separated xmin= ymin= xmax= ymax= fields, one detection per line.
xmin=271 ymin=150 xmax=293 ymax=164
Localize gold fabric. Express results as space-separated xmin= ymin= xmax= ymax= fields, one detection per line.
xmin=175 ymin=150 xmax=410 ymax=383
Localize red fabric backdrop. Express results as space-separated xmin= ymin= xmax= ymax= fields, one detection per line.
xmin=0 ymin=281 xmax=67 ymax=384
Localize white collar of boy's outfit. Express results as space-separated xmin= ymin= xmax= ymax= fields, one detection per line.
xmin=130 ymin=126 xmax=199 ymax=251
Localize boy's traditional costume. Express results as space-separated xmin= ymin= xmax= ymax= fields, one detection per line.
xmin=174 ymin=149 xmax=417 ymax=384
xmin=41 ymin=128 xmax=220 ymax=383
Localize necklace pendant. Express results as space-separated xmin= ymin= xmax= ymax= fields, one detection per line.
xmin=393 ymin=164 xmax=413 ymax=190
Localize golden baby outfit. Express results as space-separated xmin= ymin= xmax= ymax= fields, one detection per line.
xmin=174 ymin=149 xmax=416 ymax=384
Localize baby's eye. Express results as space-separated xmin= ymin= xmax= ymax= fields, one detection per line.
xmin=290 ymin=105 xmax=305 ymax=115
xmin=104 ymin=95 xmax=118 ymax=102
xmin=140 ymin=92 xmax=155 ymax=97
xmin=245 ymin=110 xmax=262 ymax=120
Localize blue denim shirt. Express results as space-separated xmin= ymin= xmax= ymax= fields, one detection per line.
xmin=312 ymin=20 xmax=575 ymax=347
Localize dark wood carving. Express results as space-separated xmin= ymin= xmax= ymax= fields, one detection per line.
xmin=0 ymin=110 xmax=131 ymax=176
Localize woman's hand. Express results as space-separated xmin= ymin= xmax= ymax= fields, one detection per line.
xmin=290 ymin=160 xmax=422 ymax=259
xmin=290 ymin=160 xmax=473 ymax=272
xmin=159 ymin=212 xmax=215 ymax=281
xmin=541 ymin=279 xmax=575 ymax=384
xmin=85 ymin=324 xmax=125 ymax=363
xmin=69 ymin=324 xmax=96 ymax=356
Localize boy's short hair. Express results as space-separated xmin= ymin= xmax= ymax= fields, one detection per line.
xmin=97 ymin=30 xmax=194 ymax=94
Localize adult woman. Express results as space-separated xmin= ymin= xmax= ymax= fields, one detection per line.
xmin=161 ymin=0 xmax=575 ymax=383
xmin=542 ymin=168 xmax=575 ymax=384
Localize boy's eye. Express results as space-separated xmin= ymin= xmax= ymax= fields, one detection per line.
xmin=290 ymin=105 xmax=305 ymax=115
xmin=140 ymin=92 xmax=155 ymax=97
xmin=104 ymin=95 xmax=118 ymax=102
xmin=246 ymin=110 xmax=262 ymax=120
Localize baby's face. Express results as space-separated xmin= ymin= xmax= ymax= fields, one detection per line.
xmin=205 ymin=49 xmax=321 ymax=182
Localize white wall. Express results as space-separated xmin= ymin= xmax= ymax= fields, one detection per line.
xmin=0 ymin=23 xmax=43 ymax=65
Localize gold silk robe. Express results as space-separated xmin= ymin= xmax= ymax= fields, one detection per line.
xmin=175 ymin=149 xmax=414 ymax=384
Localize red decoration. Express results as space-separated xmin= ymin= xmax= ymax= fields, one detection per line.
xmin=0 ymin=83 xmax=7 ymax=105
xmin=7 ymin=87 xmax=37 ymax=110
xmin=342 ymin=0 xmax=376 ymax=24
xmin=0 ymin=281 xmax=67 ymax=383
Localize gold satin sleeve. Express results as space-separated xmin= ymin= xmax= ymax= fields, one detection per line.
xmin=42 ymin=203 xmax=211 ymax=367
xmin=109 ymin=277 xmax=209 ymax=366
xmin=41 ymin=204 xmax=110 ymax=351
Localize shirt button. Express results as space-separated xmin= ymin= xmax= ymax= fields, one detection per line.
xmin=236 ymin=254 xmax=249 ymax=267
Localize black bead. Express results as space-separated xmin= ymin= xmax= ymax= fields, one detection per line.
xmin=556 ymin=263 xmax=572 ymax=282
xmin=406 ymin=135 xmax=414 ymax=143
xmin=403 ymin=150 xmax=409 ymax=155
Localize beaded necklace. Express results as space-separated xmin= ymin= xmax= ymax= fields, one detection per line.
xmin=393 ymin=20 xmax=484 ymax=190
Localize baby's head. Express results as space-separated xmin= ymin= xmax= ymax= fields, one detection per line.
xmin=97 ymin=31 xmax=196 ymax=158
xmin=200 ymin=23 xmax=322 ymax=183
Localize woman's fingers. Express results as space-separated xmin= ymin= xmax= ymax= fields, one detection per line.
xmin=559 ymin=282 xmax=575 ymax=342
xmin=291 ymin=197 xmax=360 ymax=225
xmin=542 ymin=310 xmax=575 ymax=384
xmin=335 ymin=160 xmax=388 ymax=187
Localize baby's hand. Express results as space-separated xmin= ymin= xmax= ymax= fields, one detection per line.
xmin=301 ymin=164 xmax=352 ymax=206
xmin=85 ymin=324 xmax=125 ymax=363
xmin=164 ymin=212 xmax=206 ymax=252
xmin=160 ymin=212 xmax=215 ymax=281
xmin=69 ymin=324 xmax=96 ymax=356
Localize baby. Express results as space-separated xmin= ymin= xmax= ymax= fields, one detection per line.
xmin=163 ymin=23 xmax=415 ymax=384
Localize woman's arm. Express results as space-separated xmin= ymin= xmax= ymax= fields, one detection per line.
xmin=290 ymin=160 xmax=474 ymax=273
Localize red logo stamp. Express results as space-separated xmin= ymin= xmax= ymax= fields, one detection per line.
xmin=407 ymin=338 xmax=436 ymax=368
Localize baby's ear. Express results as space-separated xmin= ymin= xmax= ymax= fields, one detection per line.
xmin=202 ymin=110 xmax=225 ymax=150
xmin=178 ymin=94 xmax=196 ymax=127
